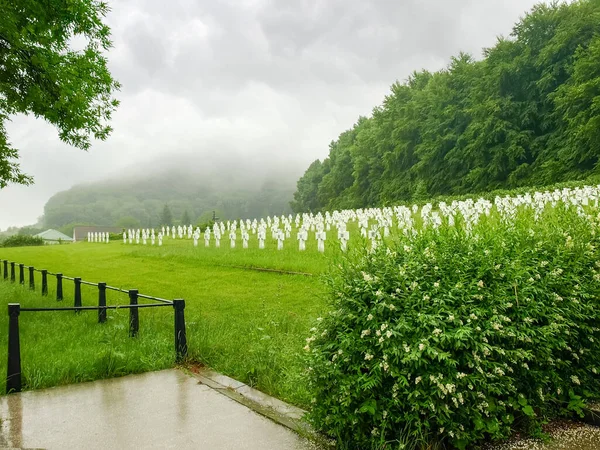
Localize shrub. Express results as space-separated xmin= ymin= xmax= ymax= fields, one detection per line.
xmin=306 ymin=206 xmax=600 ymax=449
xmin=1 ymin=235 xmax=44 ymax=247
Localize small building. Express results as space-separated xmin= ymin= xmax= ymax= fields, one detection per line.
xmin=72 ymin=226 xmax=122 ymax=242
xmin=35 ymin=229 xmax=74 ymax=244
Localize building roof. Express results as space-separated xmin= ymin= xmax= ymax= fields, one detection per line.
xmin=35 ymin=229 xmax=74 ymax=241
xmin=72 ymin=226 xmax=123 ymax=241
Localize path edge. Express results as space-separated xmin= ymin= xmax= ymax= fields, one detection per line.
xmin=180 ymin=365 xmax=328 ymax=446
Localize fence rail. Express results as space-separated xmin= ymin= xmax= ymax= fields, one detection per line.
xmin=0 ymin=259 xmax=188 ymax=394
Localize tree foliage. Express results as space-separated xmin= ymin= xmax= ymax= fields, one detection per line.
xmin=181 ymin=210 xmax=191 ymax=226
xmin=160 ymin=204 xmax=173 ymax=227
xmin=292 ymin=0 xmax=600 ymax=212
xmin=0 ymin=0 xmax=120 ymax=188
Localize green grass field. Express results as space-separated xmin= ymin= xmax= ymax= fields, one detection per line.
xmin=0 ymin=238 xmax=334 ymax=406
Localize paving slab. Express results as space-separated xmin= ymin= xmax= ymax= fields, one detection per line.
xmin=191 ymin=367 xmax=306 ymax=422
xmin=0 ymin=369 xmax=317 ymax=450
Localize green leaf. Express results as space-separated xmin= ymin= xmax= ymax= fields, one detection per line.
xmin=359 ymin=399 xmax=377 ymax=415
xmin=522 ymin=405 xmax=535 ymax=417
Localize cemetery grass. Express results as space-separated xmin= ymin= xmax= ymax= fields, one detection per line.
xmin=0 ymin=239 xmax=332 ymax=407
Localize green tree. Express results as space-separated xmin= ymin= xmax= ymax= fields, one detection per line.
xmin=290 ymin=160 xmax=325 ymax=212
xmin=317 ymin=121 xmax=363 ymax=210
xmin=0 ymin=0 xmax=120 ymax=188
xmin=160 ymin=204 xmax=173 ymax=226
xmin=17 ymin=226 xmax=43 ymax=236
xmin=181 ymin=210 xmax=191 ymax=225
xmin=553 ymin=35 xmax=600 ymax=174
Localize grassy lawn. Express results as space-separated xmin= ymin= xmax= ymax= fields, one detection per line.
xmin=0 ymin=239 xmax=331 ymax=407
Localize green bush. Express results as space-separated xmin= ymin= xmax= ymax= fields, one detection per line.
xmin=1 ymin=235 xmax=44 ymax=247
xmin=306 ymin=206 xmax=600 ymax=449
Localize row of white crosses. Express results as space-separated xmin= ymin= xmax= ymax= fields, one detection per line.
xmin=87 ymin=232 xmax=110 ymax=243
xmin=153 ymin=225 xmax=196 ymax=240
xmin=117 ymin=185 xmax=600 ymax=252
xmin=187 ymin=214 xmax=339 ymax=252
xmin=123 ymin=224 xmax=204 ymax=246
xmin=123 ymin=228 xmax=163 ymax=246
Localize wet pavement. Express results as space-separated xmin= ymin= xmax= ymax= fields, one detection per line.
xmin=0 ymin=369 xmax=316 ymax=450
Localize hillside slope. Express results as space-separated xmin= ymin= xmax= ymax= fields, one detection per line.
xmin=43 ymin=157 xmax=299 ymax=229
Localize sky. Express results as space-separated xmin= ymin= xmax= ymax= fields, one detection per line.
xmin=0 ymin=0 xmax=544 ymax=230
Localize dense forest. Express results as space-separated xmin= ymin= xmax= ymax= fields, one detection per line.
xmin=42 ymin=159 xmax=297 ymax=234
xmin=291 ymin=0 xmax=600 ymax=212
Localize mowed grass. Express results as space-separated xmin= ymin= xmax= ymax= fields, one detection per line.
xmin=0 ymin=237 xmax=333 ymax=406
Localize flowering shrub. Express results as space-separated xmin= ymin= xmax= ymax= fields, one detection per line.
xmin=306 ymin=206 xmax=600 ymax=449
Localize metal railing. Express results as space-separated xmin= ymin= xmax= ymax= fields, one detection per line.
xmin=1 ymin=259 xmax=188 ymax=394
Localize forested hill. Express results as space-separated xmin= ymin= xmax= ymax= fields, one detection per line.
xmin=291 ymin=0 xmax=600 ymax=213
xmin=43 ymin=160 xmax=299 ymax=231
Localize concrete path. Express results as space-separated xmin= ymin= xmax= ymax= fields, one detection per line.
xmin=0 ymin=369 xmax=317 ymax=450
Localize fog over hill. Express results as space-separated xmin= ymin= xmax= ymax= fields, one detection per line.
xmin=42 ymin=151 xmax=302 ymax=230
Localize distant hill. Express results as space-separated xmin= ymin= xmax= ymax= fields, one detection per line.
xmin=43 ymin=155 xmax=300 ymax=231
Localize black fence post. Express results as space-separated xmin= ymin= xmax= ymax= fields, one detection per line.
xmin=129 ymin=289 xmax=139 ymax=337
xmin=3 ymin=260 xmax=7 ymax=280
xmin=18 ymin=264 xmax=24 ymax=285
xmin=41 ymin=270 xmax=48 ymax=296
xmin=56 ymin=273 xmax=63 ymax=301
xmin=74 ymin=278 xmax=82 ymax=311
xmin=28 ymin=266 xmax=35 ymax=290
xmin=10 ymin=262 xmax=15 ymax=283
xmin=173 ymin=299 xmax=188 ymax=362
xmin=98 ymin=283 xmax=107 ymax=323
xmin=6 ymin=303 xmax=22 ymax=394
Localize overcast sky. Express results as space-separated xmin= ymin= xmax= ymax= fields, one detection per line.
xmin=0 ymin=0 xmax=544 ymax=230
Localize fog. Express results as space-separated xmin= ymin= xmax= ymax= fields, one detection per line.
xmin=0 ymin=0 xmax=542 ymax=229
xmin=79 ymin=149 xmax=304 ymax=193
